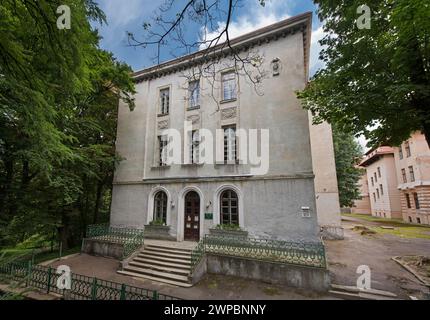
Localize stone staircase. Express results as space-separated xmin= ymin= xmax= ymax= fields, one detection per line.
xmin=118 ymin=243 xmax=194 ymax=287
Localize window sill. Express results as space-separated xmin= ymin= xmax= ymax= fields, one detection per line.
xmin=220 ymin=98 xmax=237 ymax=104
xmin=187 ymin=105 xmax=200 ymax=111
xmin=151 ymin=165 xmax=171 ymax=170
xmin=157 ymin=113 xmax=169 ymax=117
xmin=181 ymin=163 xmax=204 ymax=167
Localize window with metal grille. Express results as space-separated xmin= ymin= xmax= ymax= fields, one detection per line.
xmin=160 ymin=88 xmax=170 ymax=114
xmin=220 ymin=189 xmax=239 ymax=225
xmin=413 ymin=192 xmax=420 ymax=209
xmin=405 ymin=141 xmax=411 ymax=157
xmin=222 ymin=72 xmax=236 ymax=101
xmin=408 ymin=166 xmax=415 ymax=182
xmin=188 ymin=80 xmax=200 ymax=109
xmin=158 ymin=135 xmax=168 ymax=166
xmin=154 ymin=191 xmax=167 ymax=224
xmin=190 ymin=130 xmax=200 ymax=164
xmin=401 ymin=168 xmax=407 ymax=183
xmin=223 ymin=125 xmax=237 ymax=163
xmin=406 ymin=193 xmax=411 ymax=208
xmin=399 ymin=146 xmax=403 ymax=159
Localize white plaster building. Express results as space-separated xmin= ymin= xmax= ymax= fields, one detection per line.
xmin=110 ymin=13 xmax=340 ymax=242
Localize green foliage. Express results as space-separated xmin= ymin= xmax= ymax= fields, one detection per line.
xmin=149 ymin=219 xmax=166 ymax=226
xmin=332 ymin=126 xmax=364 ymax=207
xmin=298 ymin=0 xmax=430 ymax=148
xmin=0 ymin=1 xmax=135 ymax=249
xmin=215 ymin=224 xmax=242 ymax=231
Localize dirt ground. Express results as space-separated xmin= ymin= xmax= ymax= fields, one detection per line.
xmin=46 ymin=215 xmax=430 ymax=300
xmin=326 ymin=215 xmax=430 ymax=299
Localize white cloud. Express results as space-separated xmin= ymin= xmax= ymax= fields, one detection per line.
xmin=199 ymin=0 xmax=290 ymax=48
xmin=310 ymin=26 xmax=326 ymax=76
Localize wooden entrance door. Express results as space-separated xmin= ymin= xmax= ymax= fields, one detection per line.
xmin=184 ymin=191 xmax=200 ymax=241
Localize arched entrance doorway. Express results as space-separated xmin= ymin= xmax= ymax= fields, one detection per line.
xmin=184 ymin=191 xmax=200 ymax=241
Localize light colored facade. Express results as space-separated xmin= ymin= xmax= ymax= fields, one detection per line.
xmin=110 ymin=13 xmax=339 ymax=242
xmin=309 ymin=120 xmax=343 ymax=237
xmin=393 ymin=132 xmax=430 ymax=225
xmin=359 ymin=147 xmax=402 ymax=219
xmin=351 ymin=171 xmax=371 ymax=215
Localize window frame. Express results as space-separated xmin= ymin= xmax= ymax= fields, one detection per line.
xmin=159 ymin=87 xmax=170 ymax=115
xmin=223 ymin=125 xmax=237 ymax=164
xmin=153 ymin=191 xmax=168 ymax=224
xmin=413 ymin=192 xmax=420 ymax=209
xmin=158 ymin=135 xmax=168 ymax=166
xmin=401 ymin=168 xmax=407 ymax=183
xmin=405 ymin=141 xmax=411 ymax=157
xmin=220 ymin=189 xmax=239 ymax=225
xmin=408 ymin=166 xmax=415 ymax=182
xmin=221 ymin=71 xmax=237 ymax=101
xmin=188 ymin=80 xmax=200 ymax=109
xmin=406 ymin=193 xmax=411 ymax=208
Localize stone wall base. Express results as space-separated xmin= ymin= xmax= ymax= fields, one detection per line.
xmin=205 ymin=254 xmax=330 ymax=292
xmin=321 ymin=225 xmax=344 ymax=240
xmin=81 ymin=238 xmax=124 ymax=260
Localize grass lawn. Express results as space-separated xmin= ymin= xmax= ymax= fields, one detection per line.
xmin=342 ymin=213 xmax=430 ymax=240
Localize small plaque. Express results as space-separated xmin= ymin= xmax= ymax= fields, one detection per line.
xmin=204 ymin=212 xmax=213 ymax=220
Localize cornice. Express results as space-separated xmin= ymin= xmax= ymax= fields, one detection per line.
xmin=132 ymin=12 xmax=312 ymax=82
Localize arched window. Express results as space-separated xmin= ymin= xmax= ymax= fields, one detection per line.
xmin=220 ymin=189 xmax=238 ymax=225
xmin=154 ymin=191 xmax=168 ymax=224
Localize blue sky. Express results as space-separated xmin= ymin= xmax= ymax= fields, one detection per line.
xmin=93 ymin=0 xmax=324 ymax=75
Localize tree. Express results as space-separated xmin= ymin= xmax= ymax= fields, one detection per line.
xmin=332 ymin=126 xmax=363 ymax=207
xmin=298 ymin=0 xmax=430 ymax=148
xmin=0 ymin=1 xmax=135 ymax=249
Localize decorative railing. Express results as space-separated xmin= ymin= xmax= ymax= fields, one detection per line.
xmin=0 ymin=261 xmax=180 ymax=300
xmin=190 ymin=239 xmax=205 ymax=273
xmin=190 ymin=235 xmax=327 ymax=272
xmin=85 ymin=224 xmax=145 ymax=259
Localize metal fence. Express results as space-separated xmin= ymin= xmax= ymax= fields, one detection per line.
xmin=85 ymin=224 xmax=145 ymax=259
xmin=0 ymin=261 xmax=181 ymax=300
xmin=191 ymin=234 xmax=327 ymax=272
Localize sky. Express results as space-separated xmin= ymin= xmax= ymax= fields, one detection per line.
xmin=93 ymin=0 xmax=325 ymax=75
xmin=92 ymin=0 xmax=368 ymax=150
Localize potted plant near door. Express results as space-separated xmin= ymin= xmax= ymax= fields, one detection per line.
xmin=144 ymin=219 xmax=174 ymax=241
xmin=209 ymin=224 xmax=248 ymax=239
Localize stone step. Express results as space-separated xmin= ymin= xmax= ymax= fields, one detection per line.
xmin=117 ymin=270 xmax=193 ymax=288
xmin=143 ymin=246 xmax=192 ymax=257
xmin=129 ymin=261 xmax=189 ymax=276
xmin=145 ymin=244 xmax=194 ymax=253
xmin=122 ymin=265 xmax=190 ymax=284
xmin=134 ymin=257 xmax=191 ymax=270
xmin=138 ymin=252 xmax=191 ymax=263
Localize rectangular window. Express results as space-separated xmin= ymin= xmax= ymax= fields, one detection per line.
xmin=380 ymin=184 xmax=383 ymax=195
xmin=374 ymin=172 xmax=377 ymax=183
xmin=222 ymin=72 xmax=237 ymax=101
xmin=188 ymin=80 xmax=200 ymax=109
xmin=377 ymin=167 xmax=381 ymax=178
xmin=373 ymin=193 xmax=376 ymax=202
xmin=376 ymin=188 xmax=380 ymax=199
xmin=408 ymin=166 xmax=415 ymax=182
xmin=371 ymin=177 xmax=374 ymax=186
xmin=399 ymin=146 xmax=403 ymax=160
xmin=417 ymin=217 xmax=421 ymax=224
xmin=406 ymin=193 xmax=411 ymax=208
xmin=408 ymin=216 xmax=412 ymax=223
xmin=160 ymin=88 xmax=170 ymax=115
xmin=405 ymin=141 xmax=411 ymax=157
xmin=223 ymin=125 xmax=237 ymax=163
xmin=413 ymin=192 xmax=420 ymax=209
xmin=401 ymin=169 xmax=407 ymax=183
xmin=190 ymin=130 xmax=200 ymax=164
xmin=158 ymin=135 xmax=168 ymax=166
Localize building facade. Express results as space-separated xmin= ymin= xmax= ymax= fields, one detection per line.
xmin=359 ymin=147 xmax=402 ymax=219
xmin=351 ymin=170 xmax=371 ymax=215
xmin=110 ymin=13 xmax=339 ymax=242
xmin=393 ymin=132 xmax=430 ymax=225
